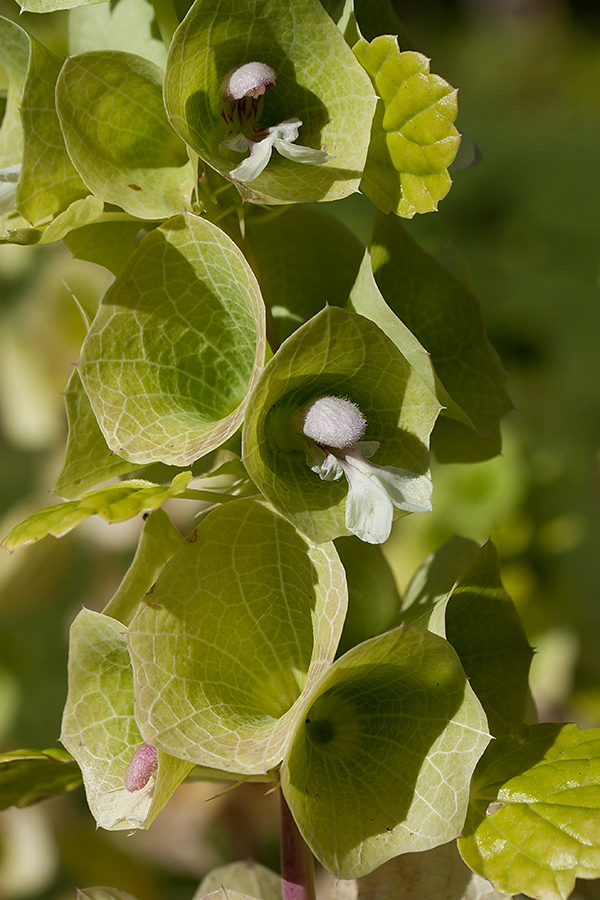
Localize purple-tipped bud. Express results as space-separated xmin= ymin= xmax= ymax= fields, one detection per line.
xmin=124 ymin=743 xmax=158 ymax=792
xmin=219 ymin=62 xmax=276 ymax=103
xmin=301 ymin=396 xmax=367 ymax=449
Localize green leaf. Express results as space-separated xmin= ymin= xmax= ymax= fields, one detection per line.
xmin=79 ymin=213 xmax=266 ymax=466
xmin=163 ymin=0 xmax=377 ymax=205
xmin=367 ymin=212 xmax=512 ymax=454
xmin=401 ymin=538 xmax=534 ymax=737
xmin=2 ymin=472 xmax=193 ymax=551
xmin=103 ymin=508 xmax=184 ymax=626
xmin=353 ymin=0 xmax=413 ymax=47
xmin=18 ymin=0 xmax=111 ymax=16
xmin=354 ymin=38 xmax=460 ymax=217
xmin=195 ymin=861 xmax=282 ymax=900
xmin=0 ymin=17 xmax=29 ymax=166
xmin=1 ymin=194 xmax=104 ymax=245
xmin=54 ymin=369 xmax=145 ymax=500
xmin=64 ymin=219 xmax=146 ymax=276
xmin=247 ymin=207 xmax=363 ymax=344
xmin=430 ymin=416 xmax=503 ymax=465
xmin=281 ymin=624 xmax=491 ymax=879
xmin=68 ymin=0 xmax=167 ymax=68
xmin=15 ymin=36 xmax=89 ymax=225
xmin=61 ymin=609 xmax=193 ymax=830
xmin=334 ymin=839 xmax=507 ymax=900
xmin=334 ymin=536 xmax=400 ymax=656
xmin=56 ymin=51 xmax=195 ymax=219
xmin=0 ymin=747 xmax=82 ymax=810
xmin=78 ymin=890 xmax=139 ymax=900
xmin=242 ymin=305 xmax=440 ymax=543
xmin=128 ymin=497 xmax=347 ymax=774
xmin=458 ymin=723 xmax=600 ymax=900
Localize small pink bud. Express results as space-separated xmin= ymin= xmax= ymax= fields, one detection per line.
xmin=219 ymin=62 xmax=276 ymax=103
xmin=124 ymin=743 xmax=158 ymax=792
xmin=301 ymin=396 xmax=367 ymax=449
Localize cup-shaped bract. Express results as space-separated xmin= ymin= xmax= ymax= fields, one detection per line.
xmin=60 ymin=609 xmax=193 ymax=830
xmin=163 ymin=0 xmax=377 ymax=205
xmin=242 ymin=306 xmax=440 ymax=543
xmin=127 ymin=497 xmax=348 ymax=775
xmin=281 ymin=625 xmax=491 ymax=879
xmin=78 ymin=213 xmax=266 ymax=467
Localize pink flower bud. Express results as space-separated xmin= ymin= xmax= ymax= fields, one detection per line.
xmin=124 ymin=743 xmax=158 ymax=792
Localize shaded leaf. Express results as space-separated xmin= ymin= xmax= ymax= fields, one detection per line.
xmin=0 ymin=17 xmax=29 ymax=166
xmin=78 ymin=890 xmax=139 ymax=900
xmin=281 ymin=624 xmax=491 ymax=879
xmin=354 ymin=38 xmax=460 ymax=217
xmin=459 ymin=723 xmax=600 ymax=900
xmin=332 ymin=840 xmax=508 ymax=900
xmin=334 ymin=535 xmax=400 ymax=656
xmin=64 ymin=218 xmax=146 ymax=276
xmin=401 ymin=538 xmax=534 ymax=737
xmin=128 ymin=497 xmax=347 ymax=774
xmin=79 ymin=213 xmax=266 ymax=466
xmin=366 ymin=212 xmax=512 ymax=453
xmin=243 ymin=305 xmax=439 ymax=543
xmin=54 ymin=369 xmax=145 ymax=500
xmin=247 ymin=207 xmax=363 ymax=343
xmin=2 ymin=472 xmax=193 ymax=551
xmin=61 ymin=609 xmax=193 ymax=830
xmin=16 ymin=36 xmax=89 ymax=225
xmin=56 ymin=51 xmax=194 ymax=219
xmin=0 ymin=747 xmax=82 ymax=810
xmin=164 ymin=0 xmax=376 ymax=205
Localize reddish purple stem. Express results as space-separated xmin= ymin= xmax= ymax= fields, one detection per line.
xmin=280 ymin=790 xmax=317 ymax=900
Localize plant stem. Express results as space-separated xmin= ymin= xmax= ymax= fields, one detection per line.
xmin=280 ymin=790 xmax=317 ymax=900
xmin=151 ymin=0 xmax=180 ymax=48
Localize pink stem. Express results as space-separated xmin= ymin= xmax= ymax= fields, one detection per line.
xmin=280 ymin=789 xmax=317 ymax=900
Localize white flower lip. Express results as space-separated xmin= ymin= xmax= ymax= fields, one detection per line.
xmin=218 ymin=62 xmax=333 ymax=183
xmin=299 ymin=395 xmax=433 ymax=544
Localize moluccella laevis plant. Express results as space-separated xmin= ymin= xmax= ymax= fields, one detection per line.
xmin=2 ymin=3 xmax=598 ymax=900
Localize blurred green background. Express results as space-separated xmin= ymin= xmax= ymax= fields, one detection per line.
xmin=0 ymin=0 xmax=599 ymax=897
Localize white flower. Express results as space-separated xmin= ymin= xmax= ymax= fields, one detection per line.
xmin=298 ymin=396 xmax=433 ymax=545
xmin=218 ymin=62 xmax=332 ymax=183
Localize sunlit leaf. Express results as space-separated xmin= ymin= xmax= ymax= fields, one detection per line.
xmin=0 ymin=17 xmax=29 ymax=166
xmin=103 ymin=509 xmax=184 ymax=626
xmin=61 ymin=609 xmax=193 ymax=830
xmin=128 ymin=497 xmax=347 ymax=774
xmin=79 ymin=213 xmax=266 ymax=466
xmin=459 ymin=723 xmax=600 ymax=900
xmin=68 ymin=0 xmax=167 ymax=67
xmin=194 ymin=861 xmax=282 ymax=900
xmin=56 ymin=51 xmax=195 ymax=219
xmin=354 ymin=38 xmax=460 ymax=217
xmin=1 ymin=194 xmax=104 ymax=245
xmin=2 ymin=472 xmax=193 ymax=551
xmin=163 ymin=0 xmax=376 ymax=205
xmin=401 ymin=538 xmax=534 ymax=736
xmin=282 ymin=624 xmax=491 ymax=879
xmin=0 ymin=747 xmax=82 ymax=810
xmin=243 ymin=305 xmax=440 ymax=543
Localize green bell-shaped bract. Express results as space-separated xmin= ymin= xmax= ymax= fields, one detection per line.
xmin=163 ymin=0 xmax=377 ymax=205
xmin=78 ymin=213 xmax=266 ymax=467
xmin=60 ymin=608 xmax=193 ymax=831
xmin=128 ymin=497 xmax=348 ymax=775
xmin=242 ymin=306 xmax=440 ymax=544
xmin=281 ymin=624 xmax=491 ymax=879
